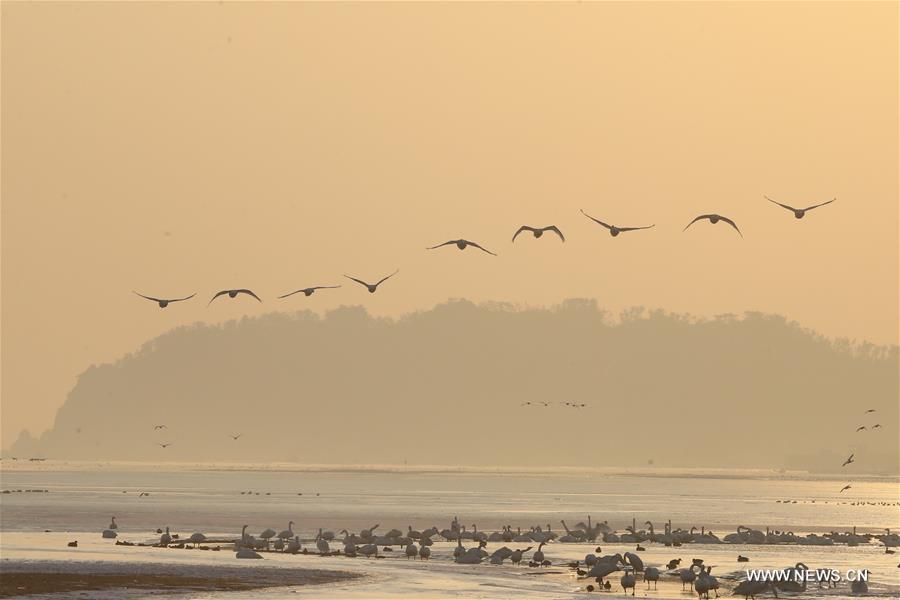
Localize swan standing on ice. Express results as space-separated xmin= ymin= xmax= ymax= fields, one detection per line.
xmin=316 ymin=529 xmax=330 ymax=554
xmin=419 ymin=544 xmax=431 ymax=560
xmin=533 ymin=542 xmax=547 ymax=566
xmin=109 ymin=517 xmax=118 ymax=530
xmin=159 ymin=527 xmax=172 ymax=546
xmin=278 ymin=521 xmax=295 ymax=541
xmin=621 ymin=568 xmax=636 ymax=596
xmin=644 ymin=566 xmax=660 ymax=589
xmin=510 ymin=546 xmax=531 ymax=566
xmin=405 ymin=542 xmax=418 ymax=559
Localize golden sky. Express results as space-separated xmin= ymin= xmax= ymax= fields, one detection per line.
xmin=2 ymin=2 xmax=898 ymax=446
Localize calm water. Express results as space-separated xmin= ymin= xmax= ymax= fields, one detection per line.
xmin=1 ymin=462 xmax=898 ymax=599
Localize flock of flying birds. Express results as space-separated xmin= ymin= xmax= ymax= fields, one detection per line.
xmin=133 ymin=197 xmax=837 ymax=308
xmin=839 ymin=409 xmax=882 ymax=494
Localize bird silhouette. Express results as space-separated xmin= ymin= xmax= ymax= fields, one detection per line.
xmin=865 ymin=409 xmax=876 ymax=413
xmin=872 ymin=424 xmax=882 ymax=429
xmin=427 ymin=239 xmax=496 ymax=255
xmin=133 ymin=291 xmax=195 ymax=308
xmin=856 ymin=426 xmax=867 ymax=432
xmin=580 ymin=210 xmax=654 ymax=237
xmin=840 ymin=484 xmax=851 ymax=493
xmin=230 ymin=433 xmax=242 ymax=441
xmin=511 ymin=225 xmax=565 ymax=242
xmin=208 ymin=289 xmax=262 ymax=306
xmin=343 ymin=270 xmax=399 ymax=293
xmin=157 ymin=443 xmax=172 ymax=449
xmin=765 ymin=196 xmax=835 ymax=219
xmin=278 ymin=286 xmax=341 ymax=299
xmin=842 ymin=453 xmax=854 ymax=467
xmin=683 ymin=214 xmax=742 ymax=236
xmin=153 ymin=425 xmax=166 ymax=430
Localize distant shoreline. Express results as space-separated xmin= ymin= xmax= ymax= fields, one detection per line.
xmin=0 ymin=560 xmax=360 ymax=599
xmin=1 ymin=459 xmax=898 ymax=482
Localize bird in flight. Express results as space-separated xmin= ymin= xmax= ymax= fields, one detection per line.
xmin=842 ymin=453 xmax=854 ymax=467
xmin=580 ymin=210 xmax=655 ymax=237
xmin=343 ymin=270 xmax=399 ymax=293
xmin=133 ymin=291 xmax=195 ymax=308
xmin=157 ymin=443 xmax=172 ymax=449
xmin=230 ymin=433 xmax=242 ymax=441
xmin=765 ymin=196 xmax=835 ymax=219
xmin=683 ymin=214 xmax=742 ymax=237
xmin=872 ymin=424 xmax=882 ymax=429
xmin=839 ymin=484 xmax=851 ymax=493
xmin=153 ymin=425 xmax=166 ymax=430
xmin=856 ymin=426 xmax=867 ymax=432
xmin=208 ymin=289 xmax=262 ymax=306
xmin=865 ymin=409 xmax=876 ymax=413
xmin=278 ymin=286 xmax=341 ymax=299
xmin=427 ymin=239 xmax=497 ymax=256
xmin=511 ymin=225 xmax=565 ymax=243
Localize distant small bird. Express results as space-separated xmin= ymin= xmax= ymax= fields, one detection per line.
xmin=67 ymin=540 xmax=78 ymax=547
xmin=427 ymin=239 xmax=497 ymax=256
xmin=580 ymin=210 xmax=655 ymax=237
xmin=737 ymin=555 xmax=749 ymax=562
xmin=230 ymin=433 xmax=242 ymax=440
xmin=842 ymin=453 xmax=854 ymax=467
xmin=343 ymin=270 xmax=399 ymax=293
xmin=857 ymin=426 xmax=867 ymax=432
xmin=873 ymin=424 xmax=882 ymax=429
xmin=765 ymin=196 xmax=835 ymax=219
xmin=512 ymin=225 xmax=565 ymax=242
xmin=278 ymin=285 xmax=341 ymax=299
xmin=208 ymin=289 xmax=262 ymax=305
xmin=154 ymin=425 xmax=166 ymax=430
xmin=133 ymin=291 xmax=195 ymax=308
xmin=157 ymin=443 xmax=172 ymax=449
xmin=684 ymin=214 xmax=742 ymax=236
xmin=865 ymin=409 xmax=876 ymax=413
xmin=139 ymin=492 xmax=150 ymax=497
xmin=840 ymin=484 xmax=851 ymax=493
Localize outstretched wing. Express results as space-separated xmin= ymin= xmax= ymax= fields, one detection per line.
xmin=544 ymin=226 xmax=565 ymax=241
xmin=580 ymin=209 xmax=611 ymax=230
xmin=426 ymin=240 xmax=458 ymax=250
xmin=375 ymin=270 xmax=400 ymax=286
xmin=236 ymin=289 xmax=262 ymax=302
xmin=169 ymin=293 xmax=196 ymax=303
xmin=468 ymin=241 xmax=497 ymax=256
xmin=683 ymin=215 xmax=712 ymax=231
xmin=617 ymin=225 xmax=655 ymax=233
xmin=765 ymin=196 xmax=797 ymax=212
xmin=311 ymin=285 xmax=341 ymax=291
xmin=511 ymin=226 xmax=533 ymax=242
xmin=207 ymin=290 xmax=230 ymax=306
xmin=718 ymin=216 xmax=743 ymax=237
xmin=343 ymin=275 xmax=370 ymax=288
xmin=801 ymin=198 xmax=835 ymax=212
xmin=278 ymin=289 xmax=305 ymax=299
xmin=133 ymin=291 xmax=163 ymax=303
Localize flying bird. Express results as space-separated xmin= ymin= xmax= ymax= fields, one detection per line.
xmin=683 ymin=214 xmax=742 ymax=237
xmin=765 ymin=196 xmax=835 ymax=219
xmin=426 ymin=239 xmax=497 ymax=256
xmin=511 ymin=225 xmax=565 ymax=243
xmin=133 ymin=291 xmax=195 ymax=308
xmin=580 ymin=210 xmax=655 ymax=237
xmin=842 ymin=454 xmax=854 ymax=467
xmin=856 ymin=426 xmax=867 ymax=432
xmin=343 ymin=270 xmax=399 ymax=293
xmin=865 ymin=409 xmax=876 ymax=413
xmin=208 ymin=289 xmax=262 ymax=306
xmin=278 ymin=286 xmax=341 ymax=299
xmin=157 ymin=443 xmax=172 ymax=449
xmin=872 ymin=424 xmax=881 ymax=429
xmin=153 ymin=425 xmax=166 ymax=430
xmin=230 ymin=433 xmax=242 ymax=440
xmin=839 ymin=484 xmax=851 ymax=493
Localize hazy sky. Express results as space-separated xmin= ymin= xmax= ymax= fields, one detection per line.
xmin=2 ymin=2 xmax=898 ymax=447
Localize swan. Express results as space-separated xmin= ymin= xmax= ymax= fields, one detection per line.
xmin=407 ymin=526 xmax=422 ymax=540
xmin=427 ymin=239 xmax=497 ymax=256
xmin=316 ymin=530 xmax=330 ymax=554
xmin=343 ymin=272 xmax=398 ymax=294
xmin=385 ymin=528 xmax=403 ymax=539
xmin=513 ymin=528 xmax=532 ymax=543
xmin=581 ymin=209 xmax=655 ymax=237
xmin=765 ymin=196 xmax=834 ymax=219
xmin=277 ymin=521 xmax=295 ymax=541
xmin=774 ymin=563 xmax=807 ymax=593
xmin=259 ymin=528 xmax=276 ymax=549
xmin=683 ymin=214 xmax=742 ymax=237
xmin=159 ymin=526 xmax=172 ymax=546
xmin=512 ymin=225 xmax=565 ymax=242
xmin=624 ymin=551 xmax=644 ymax=572
xmin=359 ymin=524 xmax=380 ymax=541
xmin=621 ymin=569 xmax=636 ymax=596
xmin=488 ymin=528 xmax=505 ymax=542
xmin=285 ymin=536 xmax=301 ymax=554
xmin=680 ymin=565 xmax=699 ymax=590
xmin=850 ymin=573 xmax=868 ymax=594
xmin=278 ymin=285 xmax=341 ymax=299
xmin=109 ymin=517 xmax=118 ymax=530
xmin=405 ymin=542 xmax=418 ymax=559
xmin=510 ymin=546 xmax=531 ymax=566
xmin=533 ymin=542 xmax=547 ymax=566
xmin=733 ymin=580 xmax=778 ymax=599
xmin=102 ymin=529 xmax=117 ymax=539
xmin=703 ymin=567 xmax=720 ymax=598
xmin=471 ymin=524 xmax=488 ymax=543
xmin=236 ymin=547 xmax=263 ymax=559
xmin=133 ymin=291 xmax=195 ymax=308
xmin=644 ymin=566 xmax=660 ymax=589
xmin=358 ymin=543 xmax=378 ymax=558
xmin=584 ymin=554 xmax=598 ymax=567
xmin=273 ymin=538 xmax=285 ymax=551
xmin=208 ymin=289 xmax=262 ymax=305
xmin=188 ymin=533 xmax=207 ymax=548
xmin=419 ymin=544 xmax=431 ymax=560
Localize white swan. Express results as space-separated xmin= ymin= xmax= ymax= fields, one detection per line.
xmin=277 ymin=521 xmax=295 ymax=541
xmin=316 ymin=529 xmax=330 ymax=554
